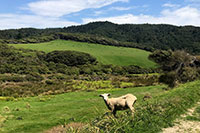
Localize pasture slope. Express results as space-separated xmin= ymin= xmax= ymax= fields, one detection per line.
xmin=0 ymin=80 xmax=200 ymax=132
xmin=0 ymin=85 xmax=165 ymax=133
xmin=10 ymin=40 xmax=156 ymax=68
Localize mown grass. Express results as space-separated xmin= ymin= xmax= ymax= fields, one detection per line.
xmin=0 ymin=85 xmax=165 ymax=133
xmin=10 ymin=40 xmax=156 ymax=68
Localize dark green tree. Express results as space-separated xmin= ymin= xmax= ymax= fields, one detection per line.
xmin=149 ymin=50 xmax=200 ymax=87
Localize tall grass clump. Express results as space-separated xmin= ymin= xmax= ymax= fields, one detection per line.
xmin=85 ymin=80 xmax=200 ymax=133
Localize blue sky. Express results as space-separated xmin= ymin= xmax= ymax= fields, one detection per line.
xmin=0 ymin=0 xmax=200 ymax=29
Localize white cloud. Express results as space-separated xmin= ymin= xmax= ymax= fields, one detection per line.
xmin=162 ymin=3 xmax=180 ymax=8
xmin=109 ymin=5 xmax=149 ymax=11
xmin=93 ymin=5 xmax=148 ymax=17
xmin=109 ymin=6 xmax=133 ymax=11
xmin=160 ymin=6 xmax=200 ymax=25
xmin=1 ymin=1 xmax=200 ymax=30
xmin=28 ymin=0 xmax=129 ymax=17
xmin=83 ymin=6 xmax=200 ymax=26
xmin=83 ymin=14 xmax=151 ymax=24
xmin=0 ymin=14 xmax=79 ymax=30
xmin=93 ymin=6 xmax=133 ymax=16
xmin=94 ymin=11 xmax=105 ymax=16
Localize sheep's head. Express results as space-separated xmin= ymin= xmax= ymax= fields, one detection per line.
xmin=99 ymin=93 xmax=111 ymax=101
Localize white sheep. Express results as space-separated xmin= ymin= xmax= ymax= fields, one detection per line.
xmin=99 ymin=93 xmax=137 ymax=117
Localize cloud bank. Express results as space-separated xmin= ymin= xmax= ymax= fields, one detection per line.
xmin=28 ymin=0 xmax=128 ymax=17
xmin=83 ymin=6 xmax=200 ymax=26
xmin=1 ymin=1 xmax=200 ymax=29
xmin=0 ymin=14 xmax=78 ymax=29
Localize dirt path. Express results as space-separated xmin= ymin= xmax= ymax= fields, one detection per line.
xmin=163 ymin=102 xmax=200 ymax=133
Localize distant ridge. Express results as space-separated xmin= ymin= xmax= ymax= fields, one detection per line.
xmin=65 ymin=21 xmax=200 ymax=54
xmin=1 ymin=21 xmax=200 ymax=54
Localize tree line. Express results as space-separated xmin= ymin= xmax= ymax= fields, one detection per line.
xmin=1 ymin=21 xmax=200 ymax=54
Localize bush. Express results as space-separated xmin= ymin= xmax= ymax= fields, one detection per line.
xmin=0 ymin=44 xmax=51 ymax=74
xmin=25 ymin=72 xmax=44 ymax=82
xmin=45 ymin=50 xmax=97 ymax=66
xmin=45 ymin=80 xmax=54 ymax=85
xmin=179 ymin=67 xmax=200 ymax=82
xmin=150 ymin=50 xmax=200 ymax=87
xmin=159 ymin=72 xmax=177 ymax=87
xmin=65 ymin=67 xmax=80 ymax=75
xmin=0 ymin=75 xmax=26 ymax=82
xmin=0 ymin=97 xmax=15 ymax=101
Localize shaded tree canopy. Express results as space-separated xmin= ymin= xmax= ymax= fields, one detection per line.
xmin=149 ymin=50 xmax=200 ymax=87
xmin=45 ymin=50 xmax=97 ymax=66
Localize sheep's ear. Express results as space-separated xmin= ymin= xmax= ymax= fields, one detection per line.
xmin=108 ymin=93 xmax=111 ymax=96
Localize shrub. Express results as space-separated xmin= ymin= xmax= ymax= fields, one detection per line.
xmin=65 ymin=67 xmax=80 ymax=75
xmin=0 ymin=75 xmax=26 ymax=82
xmin=25 ymin=72 xmax=44 ymax=81
xmin=150 ymin=50 xmax=200 ymax=87
xmin=159 ymin=72 xmax=177 ymax=87
xmin=0 ymin=97 xmax=15 ymax=101
xmin=45 ymin=50 xmax=97 ymax=66
xmin=45 ymin=80 xmax=54 ymax=85
xmin=80 ymin=67 xmax=92 ymax=75
xmin=179 ymin=67 xmax=200 ymax=82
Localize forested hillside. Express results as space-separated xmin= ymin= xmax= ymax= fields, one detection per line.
xmin=1 ymin=21 xmax=200 ymax=53
xmin=66 ymin=22 xmax=200 ymax=54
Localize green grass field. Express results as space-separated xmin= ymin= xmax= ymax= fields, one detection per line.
xmin=1 ymin=80 xmax=200 ymax=133
xmin=10 ymin=40 xmax=156 ymax=68
xmin=0 ymin=85 xmax=165 ymax=133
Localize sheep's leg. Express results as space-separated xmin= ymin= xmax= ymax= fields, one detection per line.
xmin=127 ymin=99 xmax=137 ymax=117
xmin=127 ymin=102 xmax=135 ymax=117
xmin=112 ymin=110 xmax=117 ymax=117
xmin=110 ymin=106 xmax=117 ymax=117
xmin=130 ymin=106 xmax=135 ymax=117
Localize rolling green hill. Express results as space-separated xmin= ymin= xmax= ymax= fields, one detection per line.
xmin=10 ymin=40 xmax=156 ymax=68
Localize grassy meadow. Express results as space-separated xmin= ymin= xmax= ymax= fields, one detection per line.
xmin=1 ymin=80 xmax=200 ymax=132
xmin=10 ymin=40 xmax=156 ymax=68
xmin=0 ymin=85 xmax=165 ymax=133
